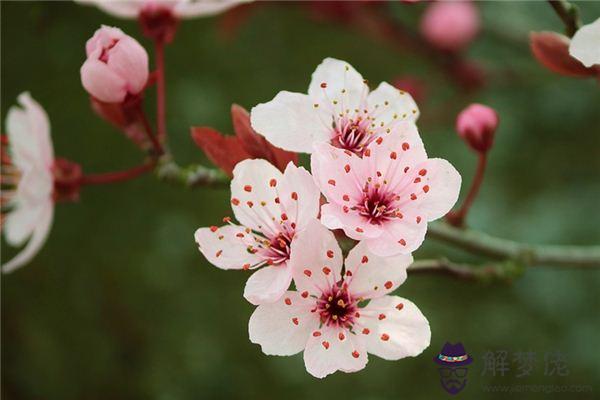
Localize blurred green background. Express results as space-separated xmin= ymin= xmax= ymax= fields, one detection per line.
xmin=2 ymin=1 xmax=600 ymax=399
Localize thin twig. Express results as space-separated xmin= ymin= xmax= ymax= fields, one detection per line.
xmin=156 ymin=157 xmax=229 ymax=188
xmin=548 ymin=0 xmax=582 ymax=37
xmin=409 ymin=258 xmax=524 ymax=282
xmin=427 ymin=221 xmax=600 ymax=268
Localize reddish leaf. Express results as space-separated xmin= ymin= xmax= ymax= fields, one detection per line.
xmin=530 ymin=31 xmax=595 ymax=77
xmin=191 ymin=127 xmax=251 ymax=177
xmin=231 ymin=104 xmax=298 ymax=171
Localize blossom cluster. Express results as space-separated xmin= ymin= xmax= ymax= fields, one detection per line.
xmin=195 ymin=58 xmax=462 ymax=378
xmin=3 ymin=0 xmax=598 ymax=381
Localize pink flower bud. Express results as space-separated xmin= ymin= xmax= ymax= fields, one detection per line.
xmin=420 ymin=1 xmax=480 ymax=53
xmin=456 ymin=103 xmax=498 ymax=153
xmin=80 ymin=26 xmax=149 ymax=103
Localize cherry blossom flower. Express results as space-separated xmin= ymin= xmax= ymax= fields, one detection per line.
xmin=569 ymin=17 xmax=600 ymax=68
xmin=194 ymin=159 xmax=320 ymax=305
xmin=1 ymin=93 xmax=55 ymax=273
xmin=77 ymin=0 xmax=245 ymax=19
xmin=249 ymin=220 xmax=430 ymax=378
xmin=311 ymin=122 xmax=461 ymax=257
xmin=250 ymin=58 xmax=419 ymax=155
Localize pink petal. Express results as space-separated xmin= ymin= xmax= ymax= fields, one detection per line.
xmin=80 ymin=58 xmax=128 ymax=103
xmin=244 ymin=263 xmax=293 ymax=305
xmin=276 ymin=163 xmax=321 ymax=232
xmin=344 ymin=241 xmax=412 ymax=299
xmin=106 ymin=36 xmax=149 ymax=95
xmin=230 ymin=159 xmax=284 ymax=235
xmin=194 ymin=224 xmax=261 ymax=270
xmin=303 ymin=325 xmax=367 ymax=378
xmin=310 ymin=142 xmax=364 ymax=207
xmin=320 ymin=203 xmax=383 ymax=240
xmin=359 ymin=296 xmax=430 ymax=361
xmin=364 ymin=214 xmax=427 ymax=256
xmin=406 ymin=158 xmax=461 ymax=221
xmin=289 ymin=219 xmax=343 ymax=298
xmin=249 ymin=291 xmax=318 ymax=356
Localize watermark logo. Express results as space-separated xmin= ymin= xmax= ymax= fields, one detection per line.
xmin=433 ymin=342 xmax=473 ymax=395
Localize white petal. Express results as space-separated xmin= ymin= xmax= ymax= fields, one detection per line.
xmin=569 ymin=17 xmax=600 ymax=67
xmin=230 ymin=159 xmax=284 ymax=235
xmin=244 ymin=263 xmax=293 ymax=305
xmin=289 ymin=219 xmax=343 ymax=297
xmin=249 ymin=291 xmax=318 ymax=356
xmin=250 ymin=91 xmax=330 ymax=154
xmin=367 ymin=81 xmax=420 ymax=125
xmin=194 ymin=224 xmax=261 ymax=270
xmin=76 ymin=0 xmax=141 ymax=18
xmin=308 ymin=58 xmax=369 ymax=113
xmin=6 ymin=92 xmax=54 ymax=172
xmin=175 ymin=0 xmax=245 ymax=17
xmin=344 ymin=241 xmax=412 ymax=299
xmin=360 ymin=296 xmax=430 ymax=361
xmin=2 ymin=202 xmax=53 ymax=274
xmin=276 ymin=163 xmax=321 ymax=232
xmin=4 ymin=200 xmax=44 ymax=246
xmin=303 ymin=326 xmax=367 ymax=379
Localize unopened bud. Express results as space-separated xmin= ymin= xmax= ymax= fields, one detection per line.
xmin=456 ymin=103 xmax=498 ymax=153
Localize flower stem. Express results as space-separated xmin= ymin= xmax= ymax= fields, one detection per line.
xmin=155 ymin=40 xmax=167 ymax=141
xmin=548 ymin=0 xmax=581 ymax=37
xmin=80 ymin=163 xmax=155 ymax=185
xmin=447 ymin=153 xmax=488 ymax=227
xmin=136 ymin=104 xmax=163 ymax=155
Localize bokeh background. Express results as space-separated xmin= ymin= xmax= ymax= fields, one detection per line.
xmin=2 ymin=1 xmax=600 ymax=399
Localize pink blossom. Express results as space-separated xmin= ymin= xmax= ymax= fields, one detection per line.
xmin=249 ymin=220 xmax=430 ymax=378
xmin=311 ymin=123 xmax=461 ymax=257
xmin=456 ymin=103 xmax=499 ymax=153
xmin=1 ymin=93 xmax=55 ymax=273
xmin=251 ymin=58 xmax=419 ymax=155
xmin=195 ymin=159 xmax=321 ymax=305
xmin=420 ymin=1 xmax=480 ymax=53
xmin=77 ymin=0 xmax=248 ymax=19
xmin=80 ymin=26 xmax=149 ymax=103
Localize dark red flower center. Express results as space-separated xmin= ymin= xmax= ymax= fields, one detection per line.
xmin=317 ymin=284 xmax=357 ymax=327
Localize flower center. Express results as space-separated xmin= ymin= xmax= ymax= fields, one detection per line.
xmin=332 ymin=117 xmax=374 ymax=154
xmin=260 ymin=232 xmax=293 ymax=265
xmin=354 ymin=188 xmax=400 ymax=225
xmin=317 ymin=284 xmax=357 ymax=327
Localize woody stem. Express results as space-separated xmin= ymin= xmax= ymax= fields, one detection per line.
xmin=548 ymin=0 xmax=581 ymax=37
